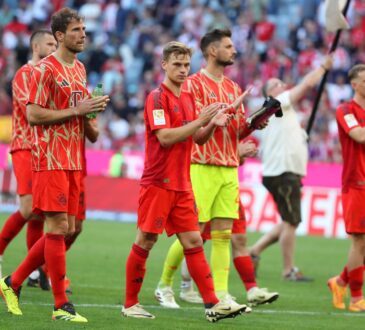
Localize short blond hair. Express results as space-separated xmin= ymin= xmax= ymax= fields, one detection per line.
xmin=348 ymin=64 xmax=365 ymax=82
xmin=162 ymin=41 xmax=192 ymax=61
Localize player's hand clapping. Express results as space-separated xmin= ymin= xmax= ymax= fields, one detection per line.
xmin=198 ymin=103 xmax=222 ymax=126
xmin=211 ymin=109 xmax=233 ymax=127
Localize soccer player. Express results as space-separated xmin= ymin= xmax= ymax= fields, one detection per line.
xmin=249 ymin=55 xmax=332 ymax=281
xmin=328 ymin=64 xmax=365 ymax=312
xmin=179 ymin=140 xmax=279 ymax=306
xmin=155 ymin=28 xmax=276 ymax=308
xmin=0 ymin=30 xmax=57 ymax=283
xmin=0 ymin=7 xmax=109 ymax=322
xmin=122 ymin=41 xmax=250 ymax=322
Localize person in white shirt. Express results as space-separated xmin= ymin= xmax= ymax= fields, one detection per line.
xmin=250 ymin=55 xmax=332 ymax=281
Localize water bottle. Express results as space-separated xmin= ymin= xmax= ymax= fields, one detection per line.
xmin=86 ymin=83 xmax=103 ymax=119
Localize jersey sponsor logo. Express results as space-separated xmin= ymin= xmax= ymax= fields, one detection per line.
xmin=344 ymin=114 xmax=358 ymax=128
xmin=208 ymin=91 xmax=217 ymax=98
xmin=70 ymin=91 xmax=83 ymax=107
xmin=152 ymin=109 xmax=166 ymax=125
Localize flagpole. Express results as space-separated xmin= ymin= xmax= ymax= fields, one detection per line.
xmin=306 ymin=0 xmax=352 ymax=136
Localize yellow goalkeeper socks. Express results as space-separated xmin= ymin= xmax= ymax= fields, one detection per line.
xmin=211 ymin=229 xmax=232 ymax=293
xmin=160 ymin=239 xmax=184 ymax=287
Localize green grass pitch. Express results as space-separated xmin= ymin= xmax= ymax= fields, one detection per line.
xmin=0 ymin=213 xmax=363 ymax=329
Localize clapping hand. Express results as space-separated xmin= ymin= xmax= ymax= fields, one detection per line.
xmin=211 ymin=109 xmax=234 ymax=127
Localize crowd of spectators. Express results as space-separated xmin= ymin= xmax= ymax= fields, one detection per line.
xmin=1 ymin=0 xmax=365 ymax=164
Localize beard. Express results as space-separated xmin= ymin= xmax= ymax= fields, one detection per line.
xmin=39 ymin=51 xmax=50 ymax=59
xmin=66 ymin=45 xmax=83 ymax=54
xmin=216 ymin=58 xmax=234 ymax=67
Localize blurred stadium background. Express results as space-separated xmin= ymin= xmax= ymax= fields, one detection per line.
xmin=0 ymin=1 xmax=361 ymax=231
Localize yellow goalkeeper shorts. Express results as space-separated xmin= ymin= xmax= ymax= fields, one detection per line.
xmin=191 ymin=164 xmax=239 ymax=223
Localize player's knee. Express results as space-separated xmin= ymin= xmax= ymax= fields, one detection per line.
xmin=231 ymin=233 xmax=247 ymax=249
xmin=46 ymin=215 xmax=69 ymax=235
xmin=19 ymin=205 xmax=32 ymax=220
xmin=186 ymin=235 xmax=203 ymax=249
xmin=19 ymin=194 xmax=33 ymax=219
xmin=55 ymin=224 xmax=69 ymax=236
xmin=136 ymin=232 xmax=158 ymax=250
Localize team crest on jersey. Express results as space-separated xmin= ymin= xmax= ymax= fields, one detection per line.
xmin=153 ymin=109 xmax=166 ymax=125
xmin=154 ymin=217 xmax=164 ymax=229
xmin=228 ymin=93 xmax=234 ymax=101
xmin=57 ymin=193 xmax=67 ymax=206
xmin=208 ymin=91 xmax=217 ymax=98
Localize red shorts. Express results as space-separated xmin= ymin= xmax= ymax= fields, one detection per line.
xmin=76 ymin=174 xmax=86 ymax=221
xmin=32 ymin=170 xmax=81 ymax=216
xmin=12 ymin=150 xmax=32 ymax=195
xmin=342 ymin=188 xmax=365 ymax=234
xmin=138 ymin=185 xmax=199 ymax=236
xmin=201 ymin=202 xmax=246 ymax=240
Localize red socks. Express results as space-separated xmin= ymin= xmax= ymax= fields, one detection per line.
xmin=45 ymin=233 xmax=68 ymax=309
xmin=11 ymin=235 xmax=46 ymax=290
xmin=234 ymin=256 xmax=257 ymax=291
xmin=65 ymin=232 xmax=80 ymax=251
xmin=26 ymin=220 xmax=44 ymax=250
xmin=348 ymin=266 xmax=364 ymax=298
xmin=0 ymin=211 xmax=27 ymax=255
xmin=124 ymin=244 xmax=149 ymax=308
xmin=184 ymin=247 xmax=219 ymax=306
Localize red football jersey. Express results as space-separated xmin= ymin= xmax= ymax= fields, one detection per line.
xmin=27 ymin=54 xmax=87 ymax=171
xmin=140 ymin=84 xmax=196 ymax=191
xmin=184 ymin=69 xmax=251 ymax=167
xmin=336 ymin=100 xmax=365 ymax=191
xmin=10 ymin=63 xmax=33 ymax=152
